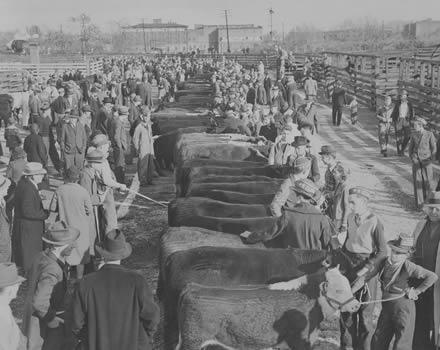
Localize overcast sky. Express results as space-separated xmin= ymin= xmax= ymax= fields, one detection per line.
xmin=2 ymin=0 xmax=439 ymax=34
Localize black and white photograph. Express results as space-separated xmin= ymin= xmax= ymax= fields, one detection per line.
xmin=0 ymin=0 xmax=440 ymax=349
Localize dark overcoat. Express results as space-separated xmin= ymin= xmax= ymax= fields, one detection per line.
xmin=72 ymin=264 xmax=159 ymax=350
xmin=23 ymin=133 xmax=48 ymax=167
xmin=12 ymin=177 xmax=48 ymax=271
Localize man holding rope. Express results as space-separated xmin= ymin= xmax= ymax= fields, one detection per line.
xmin=340 ymin=187 xmax=387 ymax=350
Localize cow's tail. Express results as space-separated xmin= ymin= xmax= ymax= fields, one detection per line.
xmin=200 ymin=339 xmax=237 ymax=350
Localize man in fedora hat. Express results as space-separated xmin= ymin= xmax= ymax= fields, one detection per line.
xmin=339 ymin=186 xmax=387 ymax=350
xmin=392 ymin=89 xmax=413 ymax=156
xmin=60 ymin=112 xmax=87 ymax=171
xmin=36 ymin=101 xmax=52 ymax=165
xmin=297 ymin=98 xmax=319 ymax=134
xmin=243 ymin=178 xmax=331 ymax=250
xmin=109 ymin=106 xmax=130 ymax=183
xmin=24 ymin=221 xmax=79 ymax=350
xmin=291 ymin=136 xmax=320 ymax=183
xmin=0 ymin=263 xmax=26 ymax=350
xmin=320 ymin=145 xmax=345 ymax=197
xmin=408 ymin=116 xmax=437 ymax=209
xmin=12 ymin=162 xmax=49 ymax=272
xmin=412 ymin=191 xmax=440 ymax=349
xmin=371 ymin=233 xmax=438 ymax=350
xmin=72 ymin=230 xmax=159 ymax=350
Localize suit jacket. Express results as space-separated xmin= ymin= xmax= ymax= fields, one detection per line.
xmin=23 ymin=133 xmax=47 ymax=166
xmin=408 ymin=129 xmax=437 ymax=162
xmin=72 ymin=264 xmax=159 ymax=350
xmin=96 ymin=107 xmax=112 ymax=136
xmin=332 ymin=88 xmax=347 ymax=107
xmin=391 ymin=100 xmax=414 ymax=124
xmin=24 ymin=250 xmax=67 ymax=347
xmin=61 ymin=121 xmax=87 ymax=155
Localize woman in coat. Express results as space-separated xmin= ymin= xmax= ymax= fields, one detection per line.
xmin=49 ymin=166 xmax=94 ymax=279
xmin=133 ymin=107 xmax=156 ymax=186
xmin=12 ymin=162 xmax=48 ymax=273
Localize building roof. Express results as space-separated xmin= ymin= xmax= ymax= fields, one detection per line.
xmin=124 ymin=22 xmax=188 ymax=30
xmin=195 ymin=24 xmax=262 ymax=30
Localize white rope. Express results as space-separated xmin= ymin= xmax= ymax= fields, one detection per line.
xmin=358 ymin=293 xmax=405 ymax=305
xmin=127 ymin=188 xmax=169 ymax=208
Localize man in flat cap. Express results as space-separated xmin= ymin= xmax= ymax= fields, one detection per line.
xmin=408 ymin=116 xmax=437 ymax=209
xmin=96 ymin=97 xmax=113 ymax=136
xmin=60 ymin=113 xmax=87 ymax=171
xmin=339 ymin=186 xmax=387 ymax=350
xmin=110 ymin=106 xmax=130 ymax=183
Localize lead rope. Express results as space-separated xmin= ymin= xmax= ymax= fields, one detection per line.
xmin=357 ymin=284 xmax=405 ymax=305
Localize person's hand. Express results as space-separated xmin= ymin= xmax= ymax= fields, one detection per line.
xmin=356 ymin=267 xmax=369 ymax=277
xmin=47 ymin=316 xmax=64 ymax=329
xmin=351 ymin=275 xmax=366 ymax=293
xmin=119 ymin=184 xmax=128 ymax=192
xmin=406 ymin=287 xmax=419 ymax=300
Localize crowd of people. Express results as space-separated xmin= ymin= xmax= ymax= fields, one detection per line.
xmin=0 ymin=51 xmax=439 ymax=350
xmin=0 ymin=55 xmax=206 ymax=350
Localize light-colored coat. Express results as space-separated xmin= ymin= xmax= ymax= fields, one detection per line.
xmin=50 ymin=183 xmax=94 ymax=265
xmin=133 ymin=122 xmax=154 ymax=158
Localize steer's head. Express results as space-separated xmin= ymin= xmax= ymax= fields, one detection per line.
xmin=318 ymin=266 xmax=360 ymax=319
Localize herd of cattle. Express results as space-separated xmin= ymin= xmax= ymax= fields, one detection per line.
xmin=154 ymin=79 xmax=360 ymax=350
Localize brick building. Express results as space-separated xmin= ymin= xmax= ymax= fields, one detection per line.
xmin=121 ymin=19 xmax=188 ymax=53
xmin=208 ymin=25 xmax=263 ymax=53
xmin=403 ymin=19 xmax=440 ymax=39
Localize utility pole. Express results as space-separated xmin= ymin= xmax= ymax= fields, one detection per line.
xmin=142 ymin=18 xmax=147 ymax=53
xmin=224 ymin=10 xmax=231 ymax=53
xmin=282 ymin=22 xmax=285 ymax=44
xmin=269 ymin=7 xmax=274 ymax=41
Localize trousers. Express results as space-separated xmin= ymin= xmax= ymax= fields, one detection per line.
xmin=378 ymin=123 xmax=391 ymax=151
xmin=371 ymin=297 xmax=415 ymax=350
xmin=332 ymin=105 xmax=343 ymax=126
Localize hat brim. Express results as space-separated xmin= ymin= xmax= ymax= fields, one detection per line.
xmin=42 ymin=228 xmax=80 ymax=246
xmin=388 ymin=241 xmax=414 ymax=254
xmin=95 ymin=242 xmax=132 ymax=261
xmin=23 ymin=169 xmax=47 ymax=176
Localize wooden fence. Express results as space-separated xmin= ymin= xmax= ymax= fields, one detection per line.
xmin=0 ymin=59 xmax=103 ymax=93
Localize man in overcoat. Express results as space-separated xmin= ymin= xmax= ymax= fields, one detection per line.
xmin=110 ymin=106 xmax=129 ymax=183
xmin=95 ymin=97 xmax=113 ymax=136
xmin=408 ymin=116 xmax=437 ymax=208
xmin=24 ymin=221 xmax=79 ymax=350
xmin=412 ymin=191 xmax=440 ymax=349
xmin=72 ymin=230 xmax=159 ymax=350
xmin=23 ymin=124 xmax=48 ymax=168
xmin=60 ymin=114 xmax=87 ymax=171
xmin=12 ymin=162 xmax=49 ymax=272
xmin=392 ymin=90 xmax=414 ymax=156
xmin=331 ymin=80 xmax=347 ymax=126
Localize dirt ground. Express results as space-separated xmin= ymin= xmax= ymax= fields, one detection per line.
xmin=8 ymin=77 xmax=427 ymax=349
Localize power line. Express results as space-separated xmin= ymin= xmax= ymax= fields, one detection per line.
xmin=269 ymin=7 xmax=274 ymax=41
xmin=224 ymin=10 xmax=231 ymax=53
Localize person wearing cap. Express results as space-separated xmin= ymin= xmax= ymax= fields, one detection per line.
xmin=331 ymin=80 xmax=347 ymax=127
xmin=24 ymin=221 xmax=79 ymax=350
xmin=36 ymin=101 xmax=52 ymax=165
xmin=392 ymin=90 xmax=414 ymax=156
xmin=285 ymin=75 xmax=298 ymax=110
xmin=270 ymin=85 xmax=286 ymax=112
xmin=96 ymin=97 xmax=113 ymax=136
xmin=110 ymin=106 xmax=130 ymax=183
xmin=255 ymin=79 xmax=267 ymax=106
xmin=5 ymin=147 xmax=27 ymax=218
xmin=12 ymin=162 xmax=49 ymax=272
xmin=304 ymin=74 xmax=318 ymax=102
xmin=408 ymin=116 xmax=437 ymax=209
xmin=371 ymin=233 xmax=438 ymax=350
xmin=85 ymin=143 xmax=126 ymax=234
xmin=0 ymin=175 xmax=11 ymax=262
xmin=136 ymin=75 xmax=154 ymax=109
xmin=65 ymin=86 xmax=82 ymax=117
xmin=24 ymin=123 xmax=48 ymax=169
xmin=263 ymin=71 xmax=272 ymax=105
xmin=28 ymin=88 xmax=42 ymax=125
xmin=269 ymin=157 xmax=313 ymax=217
xmin=258 ymin=111 xmax=277 ymax=143
xmin=80 ymin=105 xmax=92 ymax=141
xmin=60 ymin=112 xmax=87 ymax=171
xmin=88 ymin=88 xmax=102 ymax=133
xmin=133 ymin=106 xmax=156 ymax=186
xmin=412 ymin=191 xmax=440 ymax=349
xmin=49 ymin=166 xmax=94 ymax=279
xmin=72 ymin=230 xmax=159 ymax=350
xmin=297 ymin=98 xmax=319 ymax=134
xmin=291 ymin=136 xmax=320 ymax=183
xmin=243 ymin=178 xmax=331 ymax=250
xmin=376 ymin=95 xmax=394 ymax=157
xmin=320 ymin=145 xmax=343 ymax=195
xmin=0 ymin=263 xmax=26 ymax=350
xmin=339 ymin=186 xmax=387 ymax=350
